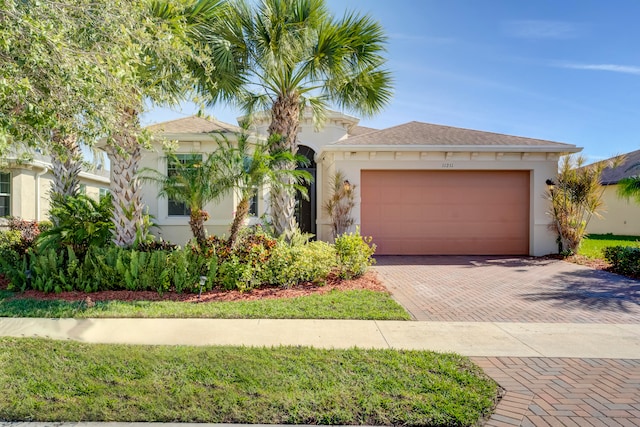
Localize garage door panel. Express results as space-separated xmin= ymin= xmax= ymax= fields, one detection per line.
xmin=361 ymin=170 xmax=530 ymax=255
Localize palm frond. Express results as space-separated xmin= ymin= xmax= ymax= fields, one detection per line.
xmin=618 ymin=176 xmax=640 ymax=204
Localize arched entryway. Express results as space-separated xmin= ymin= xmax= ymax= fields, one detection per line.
xmin=295 ymin=145 xmax=316 ymax=236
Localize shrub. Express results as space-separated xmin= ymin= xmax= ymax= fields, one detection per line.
xmin=215 ymin=231 xmax=277 ymax=291
xmin=603 ymin=245 xmax=640 ymax=277
xmin=0 ymin=230 xmax=23 ymax=270
xmin=265 ymin=241 xmax=337 ymax=287
xmin=38 ymin=194 xmax=114 ymax=257
xmin=136 ymin=240 xmax=178 ymax=252
xmin=0 ymin=224 xmax=42 ymax=290
xmin=29 ymin=247 xmax=96 ymax=293
xmin=22 ymin=245 xmax=218 ymax=294
xmin=334 ymin=227 xmax=376 ymax=279
xmin=7 ymin=217 xmax=41 ymax=255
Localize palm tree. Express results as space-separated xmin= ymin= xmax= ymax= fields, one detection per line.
xmin=106 ymin=0 xmax=241 ymax=247
xmin=140 ymin=152 xmax=231 ymax=245
xmin=209 ymin=0 xmax=393 ymax=236
xmin=618 ymin=176 xmax=640 ymax=204
xmin=546 ymin=155 xmax=612 ymax=254
xmin=50 ymin=132 xmax=82 ymax=198
xmin=216 ymin=132 xmax=312 ymax=245
xmin=617 ymin=160 xmax=640 ymax=204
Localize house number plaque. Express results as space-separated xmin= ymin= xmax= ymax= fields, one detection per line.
xmin=441 ymin=163 xmax=454 ymax=168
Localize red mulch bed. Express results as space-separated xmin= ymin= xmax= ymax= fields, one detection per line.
xmin=5 ymin=271 xmax=387 ymax=303
xmin=565 ymin=254 xmax=613 ymax=271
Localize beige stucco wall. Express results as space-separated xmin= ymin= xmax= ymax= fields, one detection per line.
xmin=143 ymin=114 xmax=573 ymax=255
xmin=317 ymin=149 xmax=562 ymax=257
xmin=3 ymin=163 xmax=109 ymax=222
xmin=139 ymin=138 xmax=268 ymax=245
xmin=586 ymin=185 xmax=640 ymax=236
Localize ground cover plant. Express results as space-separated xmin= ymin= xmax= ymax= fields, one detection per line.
xmin=0 ymin=338 xmax=498 ymax=426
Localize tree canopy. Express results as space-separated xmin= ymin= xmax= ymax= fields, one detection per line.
xmin=209 ymin=0 xmax=393 ymax=235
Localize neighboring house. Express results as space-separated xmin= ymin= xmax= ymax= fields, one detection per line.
xmin=586 ymin=149 xmax=640 ymax=236
xmin=0 ymin=152 xmax=110 ymax=222
xmin=143 ymin=111 xmax=580 ymax=256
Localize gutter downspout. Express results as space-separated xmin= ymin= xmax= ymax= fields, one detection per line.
xmin=34 ymin=165 xmax=48 ymax=221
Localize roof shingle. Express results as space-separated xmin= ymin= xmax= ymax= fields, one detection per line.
xmin=597 ymin=149 xmax=640 ymax=185
xmin=146 ymin=115 xmax=241 ymax=134
xmin=334 ymin=121 xmax=576 ymax=148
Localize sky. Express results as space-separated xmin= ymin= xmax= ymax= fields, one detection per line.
xmin=142 ymin=0 xmax=640 ymax=163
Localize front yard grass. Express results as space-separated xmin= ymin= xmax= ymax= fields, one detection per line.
xmin=0 ymin=338 xmax=498 ymax=426
xmin=579 ymin=234 xmax=640 ymax=259
xmin=0 ymin=289 xmax=410 ymax=320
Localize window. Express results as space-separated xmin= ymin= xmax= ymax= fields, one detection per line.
xmin=248 ymin=192 xmax=258 ymax=217
xmin=167 ymin=153 xmax=202 ymax=217
xmin=99 ymin=187 xmax=110 ymax=200
xmin=0 ymin=172 xmax=9 ymax=217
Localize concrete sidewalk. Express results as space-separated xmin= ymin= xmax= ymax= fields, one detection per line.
xmin=1 ymin=317 xmax=639 ymax=358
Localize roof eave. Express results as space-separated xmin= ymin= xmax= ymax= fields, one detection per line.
xmin=320 ymin=144 xmax=582 ymax=154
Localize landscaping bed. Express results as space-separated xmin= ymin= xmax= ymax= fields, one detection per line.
xmin=0 ymin=271 xmax=411 ymax=320
xmin=10 ymin=270 xmax=384 ymax=303
xmin=0 ymin=338 xmax=499 ymax=426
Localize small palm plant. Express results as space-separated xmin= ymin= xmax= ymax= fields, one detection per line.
xmin=38 ymin=193 xmax=114 ymax=257
xmin=216 ymin=132 xmax=312 ymax=246
xmin=546 ymin=155 xmax=618 ymax=254
xmin=140 ymin=152 xmax=230 ymax=246
xmin=324 ymin=170 xmax=356 ymax=239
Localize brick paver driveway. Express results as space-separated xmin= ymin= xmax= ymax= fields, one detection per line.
xmin=375 ymin=256 xmax=640 ymax=426
xmin=376 ymin=255 xmax=640 ymax=323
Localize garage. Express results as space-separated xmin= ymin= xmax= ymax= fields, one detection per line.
xmin=360 ymin=170 xmax=530 ymax=255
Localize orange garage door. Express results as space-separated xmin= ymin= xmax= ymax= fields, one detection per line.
xmin=360 ymin=170 xmax=530 ymax=255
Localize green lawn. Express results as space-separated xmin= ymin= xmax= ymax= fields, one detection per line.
xmin=579 ymin=234 xmax=640 ymax=259
xmin=0 ymin=289 xmax=411 ymax=320
xmin=0 ymin=338 xmax=498 ymax=426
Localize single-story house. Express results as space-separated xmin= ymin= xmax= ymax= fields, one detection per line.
xmin=0 ymin=152 xmax=110 ymax=223
xmin=586 ymin=149 xmax=640 ymax=236
xmin=142 ymin=110 xmax=581 ymax=256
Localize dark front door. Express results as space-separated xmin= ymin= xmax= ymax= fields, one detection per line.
xmin=295 ymin=145 xmax=316 ymax=236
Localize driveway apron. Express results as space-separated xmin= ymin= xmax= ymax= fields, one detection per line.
xmin=375 ymin=255 xmax=640 ymax=426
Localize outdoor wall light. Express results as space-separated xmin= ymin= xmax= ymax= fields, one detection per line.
xmin=545 ymin=179 xmax=555 ymax=191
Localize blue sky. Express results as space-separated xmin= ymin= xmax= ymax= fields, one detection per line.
xmin=143 ymin=0 xmax=640 ymax=163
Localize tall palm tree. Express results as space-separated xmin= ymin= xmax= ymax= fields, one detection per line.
xmin=210 ymin=0 xmax=393 ymax=236
xmin=104 ymin=0 xmax=243 ymax=247
xmin=50 ymin=132 xmax=82 ymax=198
xmin=140 ymin=152 xmax=231 ymax=245
xmin=216 ymin=132 xmax=311 ymax=245
xmin=617 ymin=161 xmax=640 ymax=205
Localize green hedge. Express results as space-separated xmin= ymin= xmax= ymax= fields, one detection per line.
xmin=603 ymin=245 xmax=640 ymax=277
xmin=0 ymin=229 xmax=377 ymax=294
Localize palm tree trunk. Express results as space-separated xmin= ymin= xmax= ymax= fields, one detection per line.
xmin=105 ymin=108 xmax=144 ymax=247
xmin=229 ymin=196 xmax=250 ymax=246
xmin=268 ymin=94 xmax=300 ymax=236
xmin=189 ymin=209 xmax=209 ymax=246
xmin=50 ymin=131 xmax=82 ymax=199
